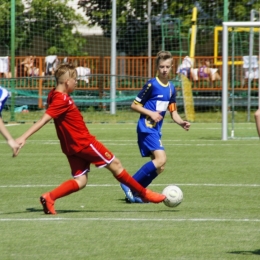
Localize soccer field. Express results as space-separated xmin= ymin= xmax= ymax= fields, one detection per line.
xmin=0 ymin=122 xmax=260 ymax=260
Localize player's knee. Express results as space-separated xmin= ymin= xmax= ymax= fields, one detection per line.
xmin=153 ymin=158 xmax=166 ymax=175
xmin=156 ymin=165 xmax=165 ymax=175
xmin=112 ymin=157 xmax=122 ymax=168
xmin=155 ymin=156 xmax=167 ymax=167
xmin=75 ymin=174 xmax=88 ymax=189
xmin=107 ymin=157 xmax=124 ymax=175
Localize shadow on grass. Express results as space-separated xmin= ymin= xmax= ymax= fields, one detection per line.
xmin=25 ymin=207 xmax=178 ymax=214
xmin=26 ymin=208 xmax=43 ymax=213
xmin=228 ymin=249 xmax=260 ymax=256
xmin=26 ymin=208 xmax=84 ymax=214
xmin=118 ymin=199 xmax=181 ymax=211
xmin=198 ymin=136 xmax=220 ymax=140
xmin=0 ymin=201 xmax=180 ymax=215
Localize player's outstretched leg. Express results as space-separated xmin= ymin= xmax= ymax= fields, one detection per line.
xmin=39 ymin=179 xmax=80 ymax=214
xmin=140 ymin=189 xmax=166 ymax=203
xmin=40 ymin=193 xmax=56 ymax=214
xmin=120 ymin=183 xmax=135 ymax=203
xmin=132 ymin=193 xmax=148 ymax=203
xmin=120 ymin=161 xmax=158 ymax=203
xmin=116 ymin=169 xmax=165 ymax=204
xmin=120 ymin=183 xmax=148 ymax=203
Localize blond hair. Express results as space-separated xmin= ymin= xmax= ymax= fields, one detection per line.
xmin=156 ymin=51 xmax=173 ymax=67
xmin=54 ymin=63 xmax=77 ymax=84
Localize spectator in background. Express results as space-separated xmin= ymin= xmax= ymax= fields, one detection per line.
xmin=21 ymin=56 xmax=39 ymax=77
xmin=0 ymin=56 xmax=10 ymax=78
xmin=76 ymin=66 xmax=91 ymax=83
xmin=176 ymin=56 xmax=193 ymax=79
xmin=176 ymin=56 xmax=198 ymax=81
xmin=73 ymin=59 xmax=91 ymax=84
xmin=198 ymin=59 xmax=221 ymax=82
xmin=45 ymin=55 xmax=59 ymax=76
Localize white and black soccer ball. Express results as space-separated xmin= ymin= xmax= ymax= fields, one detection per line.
xmin=162 ymin=185 xmax=183 ymax=208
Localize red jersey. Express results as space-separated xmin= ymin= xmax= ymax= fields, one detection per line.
xmin=46 ymin=89 xmax=95 ymax=155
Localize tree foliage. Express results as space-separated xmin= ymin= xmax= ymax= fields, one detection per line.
xmin=0 ymin=0 xmax=25 ymax=54
xmin=78 ymin=0 xmax=260 ymax=55
xmin=0 ymin=0 xmax=88 ymax=55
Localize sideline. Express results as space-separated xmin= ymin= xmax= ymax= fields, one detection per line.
xmin=0 ymin=183 xmax=260 ymax=188
xmin=0 ymin=217 xmax=259 ymax=222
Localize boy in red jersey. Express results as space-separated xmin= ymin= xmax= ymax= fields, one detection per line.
xmin=14 ymin=63 xmax=165 ymax=214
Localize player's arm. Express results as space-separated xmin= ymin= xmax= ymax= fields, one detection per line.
xmin=168 ymin=103 xmax=190 ymax=131
xmin=0 ymin=117 xmax=20 ymax=156
xmin=131 ymin=101 xmax=162 ymax=122
xmin=14 ymin=113 xmax=52 ymax=155
xmin=0 ymin=117 xmax=15 ymax=142
xmin=130 ymin=82 xmax=163 ymax=122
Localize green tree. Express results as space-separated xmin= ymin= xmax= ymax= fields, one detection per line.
xmin=78 ymin=0 xmax=260 ymax=55
xmin=0 ymin=0 xmax=88 ymax=56
xmin=0 ymin=0 xmax=25 ymax=55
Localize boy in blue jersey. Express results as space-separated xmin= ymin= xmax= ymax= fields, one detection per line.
xmin=120 ymin=51 xmax=191 ymax=203
xmin=0 ymin=86 xmax=20 ymax=155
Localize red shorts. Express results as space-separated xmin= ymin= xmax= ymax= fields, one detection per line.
xmin=66 ymin=139 xmax=115 ymax=177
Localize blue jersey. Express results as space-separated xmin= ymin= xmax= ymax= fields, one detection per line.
xmin=0 ymin=86 xmax=9 ymax=116
xmin=134 ymin=77 xmax=176 ymax=134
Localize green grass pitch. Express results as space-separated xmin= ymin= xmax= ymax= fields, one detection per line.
xmin=0 ymin=122 xmax=260 ymax=260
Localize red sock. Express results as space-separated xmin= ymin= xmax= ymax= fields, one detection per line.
xmin=50 ymin=179 xmax=80 ymax=200
xmin=115 ymin=169 xmax=146 ymax=196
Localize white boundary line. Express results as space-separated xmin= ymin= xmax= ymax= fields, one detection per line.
xmin=1 ymin=138 xmax=259 ymax=143
xmin=0 ymin=217 xmax=259 ymax=222
xmin=5 ymin=123 xmax=20 ymax=127
xmin=0 ymin=183 xmax=260 ymax=188
xmin=1 ymin=141 xmax=260 ymax=146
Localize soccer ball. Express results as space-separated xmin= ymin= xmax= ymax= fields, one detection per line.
xmin=162 ymin=185 xmax=183 ymax=208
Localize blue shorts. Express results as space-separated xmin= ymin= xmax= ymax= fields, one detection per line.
xmin=137 ymin=132 xmax=164 ymax=157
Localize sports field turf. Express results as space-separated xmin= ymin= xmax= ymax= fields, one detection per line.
xmin=0 ymin=122 xmax=260 ymax=260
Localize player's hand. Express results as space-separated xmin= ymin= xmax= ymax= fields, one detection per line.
xmin=13 ymin=137 xmax=25 ymax=157
xmin=12 ymin=146 xmax=22 ymax=157
xmin=180 ymin=121 xmax=191 ymax=131
xmin=151 ymin=111 xmax=163 ymax=123
xmin=7 ymin=139 xmax=21 ymax=157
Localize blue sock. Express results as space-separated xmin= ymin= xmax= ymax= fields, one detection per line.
xmin=132 ymin=161 xmax=158 ymax=188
